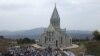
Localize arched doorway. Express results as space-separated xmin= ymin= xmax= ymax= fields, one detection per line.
xmin=56 ymin=40 xmax=58 ymax=47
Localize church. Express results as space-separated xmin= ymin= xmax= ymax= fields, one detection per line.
xmin=39 ymin=5 xmax=72 ymax=48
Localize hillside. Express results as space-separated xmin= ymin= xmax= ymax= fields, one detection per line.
xmin=0 ymin=28 xmax=93 ymax=40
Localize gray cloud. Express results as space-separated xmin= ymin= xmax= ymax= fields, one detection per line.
xmin=0 ymin=0 xmax=100 ymax=31
xmin=0 ymin=5 xmax=27 ymax=10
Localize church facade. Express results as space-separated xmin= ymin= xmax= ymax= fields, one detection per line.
xmin=39 ymin=6 xmax=72 ymax=48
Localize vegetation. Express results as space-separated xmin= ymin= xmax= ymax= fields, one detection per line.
xmin=71 ymin=30 xmax=100 ymax=56
xmin=93 ymin=30 xmax=100 ymax=40
xmin=84 ymin=41 xmax=100 ymax=56
xmin=17 ymin=37 xmax=36 ymax=44
xmin=73 ymin=39 xmax=89 ymax=42
xmin=81 ymin=31 xmax=100 ymax=56
xmin=0 ymin=36 xmax=4 ymax=39
xmin=0 ymin=39 xmax=17 ymax=53
xmin=0 ymin=37 xmax=36 ymax=53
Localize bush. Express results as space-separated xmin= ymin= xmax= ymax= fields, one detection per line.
xmin=93 ymin=30 xmax=100 ymax=40
xmin=85 ymin=41 xmax=100 ymax=56
xmin=17 ymin=37 xmax=36 ymax=44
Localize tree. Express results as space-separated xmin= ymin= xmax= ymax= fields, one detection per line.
xmin=0 ymin=36 xmax=4 ymax=39
xmin=93 ymin=30 xmax=100 ymax=40
xmin=17 ymin=37 xmax=36 ymax=44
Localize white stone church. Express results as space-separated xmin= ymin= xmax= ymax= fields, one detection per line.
xmin=39 ymin=5 xmax=72 ymax=48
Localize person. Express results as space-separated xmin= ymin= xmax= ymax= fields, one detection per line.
xmin=0 ymin=51 xmax=2 ymax=56
xmin=5 ymin=51 xmax=13 ymax=56
xmin=63 ymin=49 xmax=76 ymax=56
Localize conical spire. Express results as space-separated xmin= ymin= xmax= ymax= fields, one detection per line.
xmin=51 ymin=4 xmax=60 ymax=19
xmin=50 ymin=4 xmax=60 ymax=30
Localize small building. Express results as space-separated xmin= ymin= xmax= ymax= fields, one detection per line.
xmin=39 ymin=5 xmax=72 ymax=48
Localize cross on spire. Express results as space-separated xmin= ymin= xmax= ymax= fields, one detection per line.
xmin=55 ymin=3 xmax=56 ymax=7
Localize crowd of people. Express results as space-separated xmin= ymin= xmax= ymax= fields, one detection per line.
xmin=1 ymin=46 xmax=64 ymax=56
xmin=0 ymin=45 xmax=78 ymax=56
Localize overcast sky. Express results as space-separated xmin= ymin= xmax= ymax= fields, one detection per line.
xmin=0 ymin=0 xmax=100 ymax=31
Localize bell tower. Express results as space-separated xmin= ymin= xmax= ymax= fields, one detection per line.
xmin=50 ymin=4 xmax=60 ymax=30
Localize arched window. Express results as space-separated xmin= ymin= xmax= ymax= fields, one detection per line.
xmin=51 ymin=32 xmax=53 ymax=36
xmin=49 ymin=38 xmax=51 ymax=41
xmin=56 ymin=40 xmax=58 ymax=47
xmin=45 ymin=36 xmax=46 ymax=43
xmin=54 ymin=21 xmax=55 ymax=26
xmin=61 ymin=37 xmax=63 ymax=44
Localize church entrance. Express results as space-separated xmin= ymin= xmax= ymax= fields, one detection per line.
xmin=56 ymin=40 xmax=58 ymax=47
